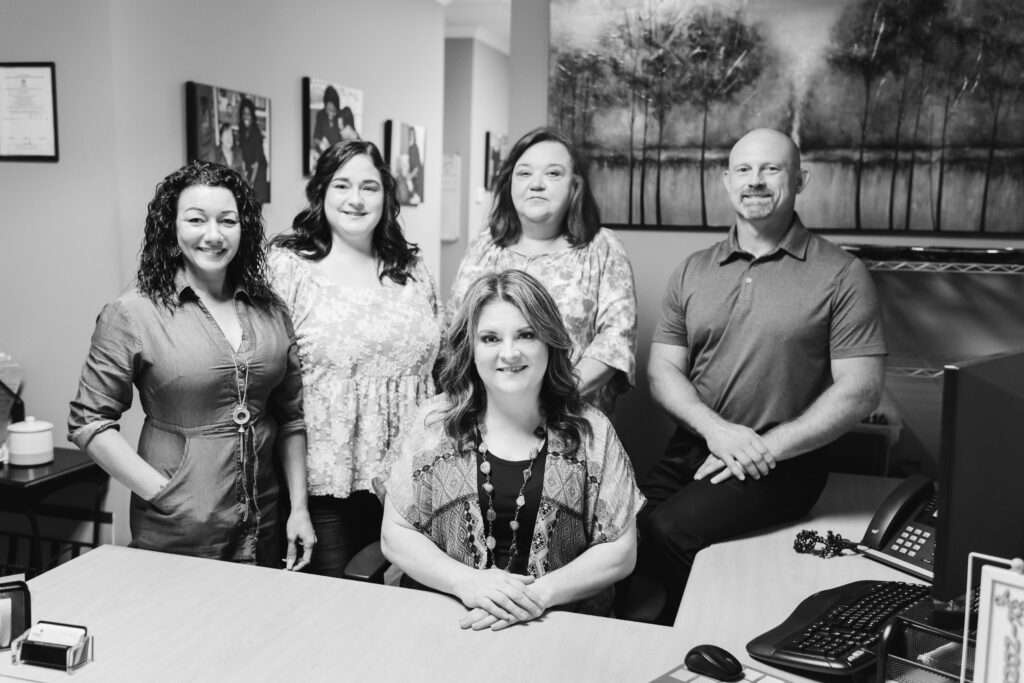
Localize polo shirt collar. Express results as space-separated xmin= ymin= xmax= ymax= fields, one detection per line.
xmin=718 ymin=213 xmax=810 ymax=264
xmin=173 ymin=269 xmax=251 ymax=304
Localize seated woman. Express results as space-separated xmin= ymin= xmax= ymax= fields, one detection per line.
xmin=378 ymin=269 xmax=644 ymax=630
xmin=68 ymin=161 xmax=314 ymax=570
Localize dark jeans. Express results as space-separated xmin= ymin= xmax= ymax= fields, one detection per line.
xmin=306 ymin=491 xmax=384 ymax=579
xmin=638 ymin=428 xmax=828 ymax=624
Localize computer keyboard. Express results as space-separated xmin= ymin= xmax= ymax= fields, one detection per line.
xmin=746 ymin=580 xmax=930 ymax=676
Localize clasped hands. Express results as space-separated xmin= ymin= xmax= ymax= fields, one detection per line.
xmin=456 ymin=568 xmax=549 ymax=631
xmin=695 ymin=422 xmax=777 ymax=484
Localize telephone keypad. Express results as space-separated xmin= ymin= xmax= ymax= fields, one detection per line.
xmin=887 ymin=525 xmax=936 ymax=562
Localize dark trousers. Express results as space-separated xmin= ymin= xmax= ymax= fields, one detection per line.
xmin=638 ymin=428 xmax=828 ymax=624
xmin=306 ymin=491 xmax=384 ymax=579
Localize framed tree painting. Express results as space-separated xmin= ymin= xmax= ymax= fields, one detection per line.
xmin=384 ymin=120 xmax=426 ymax=206
xmin=302 ymin=77 xmax=363 ymax=175
xmin=549 ymin=0 xmax=1024 ymax=235
xmin=186 ymin=81 xmax=271 ymax=203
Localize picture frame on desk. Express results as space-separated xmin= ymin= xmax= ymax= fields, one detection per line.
xmin=973 ymin=563 xmax=1024 ymax=683
xmin=0 ymin=62 xmax=58 ymax=162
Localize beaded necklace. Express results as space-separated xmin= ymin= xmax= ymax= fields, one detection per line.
xmin=476 ymin=422 xmax=546 ymax=571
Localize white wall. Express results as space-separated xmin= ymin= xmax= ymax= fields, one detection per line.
xmin=0 ymin=0 xmax=122 ymax=431
xmin=1 ymin=0 xmax=446 ymax=546
xmin=440 ymin=37 xmax=509 ymax=296
xmin=509 ymin=0 xmax=548 ymax=139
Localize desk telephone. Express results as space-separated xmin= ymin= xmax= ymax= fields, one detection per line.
xmin=857 ymin=474 xmax=938 ymax=581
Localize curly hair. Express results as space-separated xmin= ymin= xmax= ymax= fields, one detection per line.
xmin=487 ymin=127 xmax=601 ymax=249
xmin=271 ymin=140 xmax=419 ymax=285
xmin=438 ymin=269 xmax=591 ymax=451
xmin=136 ymin=160 xmax=276 ymax=309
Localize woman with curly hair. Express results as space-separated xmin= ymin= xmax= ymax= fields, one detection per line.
xmin=378 ymin=270 xmax=643 ymax=629
xmin=68 ymin=161 xmax=314 ymax=569
xmin=268 ymin=140 xmax=442 ymax=578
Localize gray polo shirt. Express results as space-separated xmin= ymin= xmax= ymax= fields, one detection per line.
xmin=652 ymin=215 xmax=887 ymax=434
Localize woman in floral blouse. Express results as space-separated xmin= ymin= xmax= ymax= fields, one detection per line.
xmin=379 ymin=270 xmax=644 ymax=629
xmin=448 ymin=128 xmax=637 ymax=415
xmin=269 ymin=141 xmax=442 ymax=578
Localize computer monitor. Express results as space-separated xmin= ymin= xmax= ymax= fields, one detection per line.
xmin=932 ymin=348 xmax=1024 ymax=607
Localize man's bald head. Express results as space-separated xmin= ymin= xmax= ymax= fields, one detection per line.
xmin=723 ymin=128 xmax=808 ymax=225
xmin=728 ymin=128 xmax=802 ymax=172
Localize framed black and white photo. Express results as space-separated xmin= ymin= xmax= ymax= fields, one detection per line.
xmin=384 ymin=120 xmax=426 ymax=206
xmin=186 ymin=81 xmax=272 ymax=203
xmin=0 ymin=62 xmax=58 ymax=162
xmin=302 ymin=77 xmax=363 ymax=175
xmin=484 ymin=131 xmax=508 ymax=191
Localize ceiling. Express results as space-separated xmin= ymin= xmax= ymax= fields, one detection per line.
xmin=443 ymin=0 xmax=511 ymax=54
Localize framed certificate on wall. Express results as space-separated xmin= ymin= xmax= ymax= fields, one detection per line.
xmin=0 ymin=62 xmax=58 ymax=162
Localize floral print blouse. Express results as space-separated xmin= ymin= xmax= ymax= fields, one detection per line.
xmin=448 ymin=228 xmax=637 ymax=414
xmin=376 ymin=394 xmax=645 ymax=615
xmin=268 ymin=247 xmax=442 ymax=497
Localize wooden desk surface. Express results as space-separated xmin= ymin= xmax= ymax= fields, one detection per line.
xmin=673 ymin=472 xmax=914 ymax=682
xmin=0 ymin=545 xmax=683 ymax=683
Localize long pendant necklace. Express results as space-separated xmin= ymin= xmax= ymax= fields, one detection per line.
xmin=477 ymin=422 xmax=546 ymax=571
xmin=230 ymin=351 xmax=250 ymax=433
xmin=230 ymin=346 xmax=258 ymax=524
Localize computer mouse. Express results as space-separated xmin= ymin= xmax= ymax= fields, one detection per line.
xmin=684 ymin=643 xmax=744 ymax=682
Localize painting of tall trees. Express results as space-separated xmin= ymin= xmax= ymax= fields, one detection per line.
xmin=550 ymin=0 xmax=1024 ymax=233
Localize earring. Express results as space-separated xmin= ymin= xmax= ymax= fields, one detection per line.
xmin=169 ymin=245 xmax=181 ymax=257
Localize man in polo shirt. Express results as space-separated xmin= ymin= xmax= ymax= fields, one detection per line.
xmin=639 ymin=128 xmax=886 ymax=623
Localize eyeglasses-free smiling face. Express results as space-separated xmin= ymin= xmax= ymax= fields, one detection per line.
xmin=175 ymin=184 xmax=241 ymax=284
xmin=473 ymin=300 xmax=549 ymax=400
xmin=510 ymin=140 xmax=574 ymax=230
xmin=722 ymin=129 xmax=807 ymax=223
xmin=323 ymin=153 xmax=384 ymax=246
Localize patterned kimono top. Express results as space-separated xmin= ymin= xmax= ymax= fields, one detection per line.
xmin=268 ymin=247 xmax=442 ymax=497
xmin=447 ymin=228 xmax=637 ymax=415
xmin=377 ymin=395 xmax=645 ymax=615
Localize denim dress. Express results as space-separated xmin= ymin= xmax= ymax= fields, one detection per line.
xmin=68 ymin=274 xmax=305 ymax=565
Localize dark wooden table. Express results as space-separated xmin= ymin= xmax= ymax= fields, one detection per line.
xmin=0 ymin=447 xmax=109 ymax=576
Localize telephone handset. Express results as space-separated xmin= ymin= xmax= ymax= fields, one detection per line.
xmin=857 ymin=474 xmax=938 ymax=581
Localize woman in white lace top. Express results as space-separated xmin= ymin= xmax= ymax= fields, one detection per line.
xmin=269 ymin=140 xmax=442 ymax=578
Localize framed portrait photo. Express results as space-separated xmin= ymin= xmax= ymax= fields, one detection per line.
xmin=186 ymin=81 xmax=272 ymax=203
xmin=484 ymin=131 xmax=508 ymax=191
xmin=384 ymin=120 xmax=426 ymax=207
xmin=302 ymin=77 xmax=363 ymax=175
xmin=0 ymin=62 xmax=58 ymax=162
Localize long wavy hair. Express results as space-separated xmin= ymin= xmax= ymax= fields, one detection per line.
xmin=271 ymin=140 xmax=419 ymax=285
xmin=136 ymin=160 xmax=276 ymax=309
xmin=487 ymin=127 xmax=601 ymax=249
xmin=438 ymin=269 xmax=591 ymax=452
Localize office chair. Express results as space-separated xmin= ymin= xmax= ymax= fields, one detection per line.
xmin=343 ymin=541 xmax=389 ymax=584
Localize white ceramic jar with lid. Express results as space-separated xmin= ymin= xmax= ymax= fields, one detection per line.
xmin=7 ymin=416 xmax=54 ymax=466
